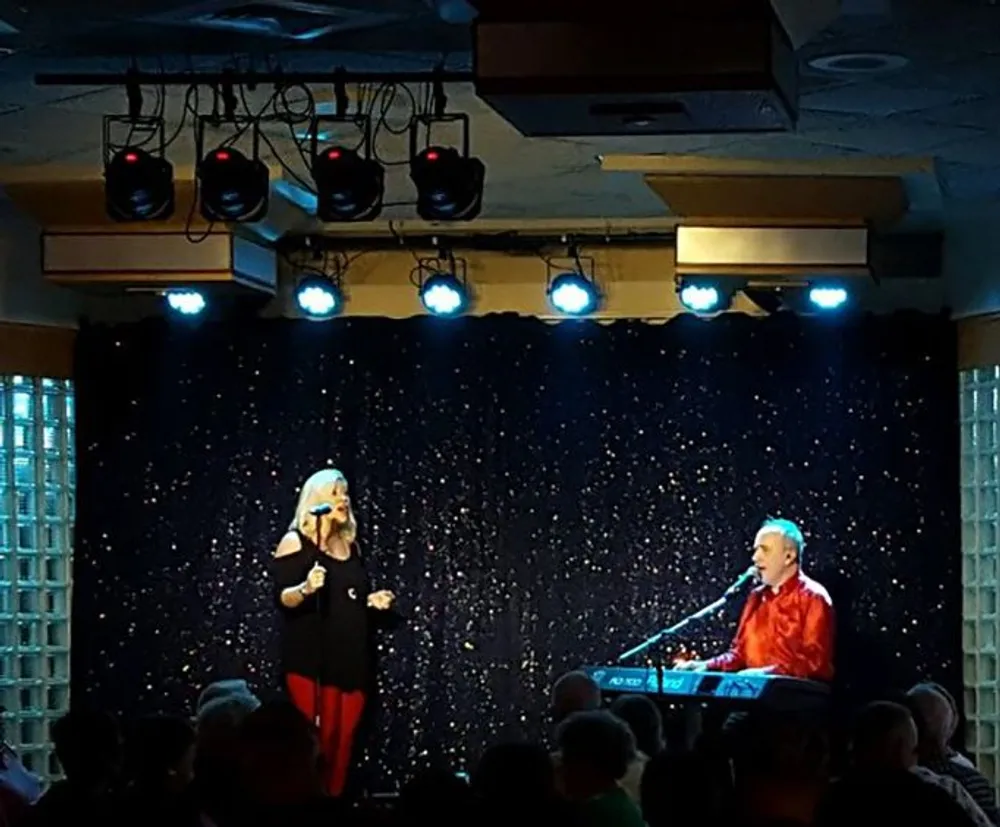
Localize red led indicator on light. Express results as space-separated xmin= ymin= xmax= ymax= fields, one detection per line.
xmin=327 ymin=149 xmax=341 ymax=159
xmin=124 ymin=152 xmax=139 ymax=163
xmin=425 ymin=150 xmax=439 ymax=161
xmin=215 ymin=150 xmax=230 ymax=161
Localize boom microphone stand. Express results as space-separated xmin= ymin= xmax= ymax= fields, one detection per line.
xmin=310 ymin=503 xmax=333 ymax=728
xmin=616 ymin=566 xmax=759 ymax=664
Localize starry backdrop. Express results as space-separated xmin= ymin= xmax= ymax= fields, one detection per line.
xmin=72 ymin=312 xmax=959 ymax=784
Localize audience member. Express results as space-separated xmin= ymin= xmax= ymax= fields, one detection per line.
xmin=195 ymin=680 xmax=259 ymax=719
xmin=22 ymin=709 xmax=121 ymax=827
xmin=846 ymin=700 xmax=989 ymax=826
xmin=917 ymin=681 xmax=978 ymax=769
xmin=238 ymin=700 xmax=345 ymax=827
xmin=551 ymin=671 xmax=602 ymax=727
xmin=609 ymin=695 xmax=664 ymax=759
xmin=556 ymin=710 xmax=645 ymax=827
xmin=193 ymin=682 xmax=261 ymax=827
xmin=117 ymin=715 xmax=199 ymax=827
xmin=0 ymin=742 xmax=40 ymax=827
xmin=906 ymin=685 xmax=1000 ymax=824
xmin=609 ymin=694 xmax=663 ymax=803
xmin=728 ymin=711 xmax=829 ymax=826
xmin=472 ymin=741 xmax=574 ymax=825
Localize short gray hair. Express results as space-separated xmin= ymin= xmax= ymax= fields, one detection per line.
xmin=759 ymin=518 xmax=805 ymax=563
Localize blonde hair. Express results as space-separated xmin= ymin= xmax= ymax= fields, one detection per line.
xmin=289 ymin=468 xmax=357 ymax=546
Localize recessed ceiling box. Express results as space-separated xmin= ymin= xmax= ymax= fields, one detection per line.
xmin=42 ymin=231 xmax=278 ymax=295
xmin=675 ymin=226 xmax=943 ymax=281
xmin=470 ymin=0 xmax=797 ymax=136
xmin=675 ymin=226 xmax=869 ymax=277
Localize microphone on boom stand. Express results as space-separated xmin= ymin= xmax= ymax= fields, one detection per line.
xmin=309 ymin=503 xmax=333 ymax=728
xmin=616 ymin=565 xmax=759 ymax=688
xmin=722 ymin=564 xmax=759 ymax=599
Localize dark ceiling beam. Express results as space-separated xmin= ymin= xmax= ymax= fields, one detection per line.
xmin=281 ymin=232 xmax=679 ymax=255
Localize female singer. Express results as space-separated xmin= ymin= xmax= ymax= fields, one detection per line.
xmin=272 ymin=468 xmax=396 ymax=796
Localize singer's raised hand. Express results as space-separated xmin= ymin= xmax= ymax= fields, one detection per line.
xmin=303 ymin=563 xmax=326 ymax=595
xmin=367 ymin=589 xmax=395 ymax=610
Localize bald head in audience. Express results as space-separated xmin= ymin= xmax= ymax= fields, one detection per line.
xmin=851 ymin=701 xmax=918 ymax=771
xmin=551 ymin=671 xmax=601 ymax=725
xmin=906 ymin=685 xmax=953 ymax=761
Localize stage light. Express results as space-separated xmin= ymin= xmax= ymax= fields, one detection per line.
xmin=808 ymin=285 xmax=848 ymax=310
xmin=104 ymin=147 xmax=174 ymax=221
xmin=295 ymin=275 xmax=343 ymax=320
xmin=198 ymin=146 xmax=269 ymax=223
xmin=679 ymin=284 xmax=722 ymax=314
xmin=420 ymin=272 xmax=468 ymax=316
xmin=312 ymin=146 xmax=384 ymax=222
xmin=410 ymin=146 xmax=485 ymax=222
xmin=165 ymin=289 xmax=206 ymax=316
xmin=548 ymin=272 xmax=599 ymax=316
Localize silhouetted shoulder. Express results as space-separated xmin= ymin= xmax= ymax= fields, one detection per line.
xmin=274 ymin=531 xmax=303 ymax=558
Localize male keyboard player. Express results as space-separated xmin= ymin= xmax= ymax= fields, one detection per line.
xmin=675 ymin=519 xmax=834 ymax=681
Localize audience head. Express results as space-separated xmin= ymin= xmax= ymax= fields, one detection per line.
xmin=610 ymin=694 xmax=664 ymax=757
xmin=914 ymin=681 xmax=960 ymax=742
xmin=556 ymin=709 xmax=636 ymax=800
xmin=905 ymin=684 xmax=952 ymax=760
xmin=125 ymin=715 xmax=196 ymax=791
xmin=728 ymin=712 xmax=830 ymax=825
xmin=51 ymin=709 xmax=121 ymax=787
xmin=194 ymin=691 xmax=260 ymax=822
xmin=197 ymin=693 xmax=261 ymax=752
xmin=729 ymin=711 xmax=829 ymax=786
xmin=850 ymin=701 xmax=917 ymax=771
xmin=196 ymin=679 xmax=260 ymax=721
xmin=550 ymin=671 xmax=601 ymax=725
xmin=239 ymin=700 xmax=321 ymax=805
xmin=472 ymin=742 xmax=556 ymax=808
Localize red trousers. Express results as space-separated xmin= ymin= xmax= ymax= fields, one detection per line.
xmin=286 ymin=673 xmax=366 ymax=796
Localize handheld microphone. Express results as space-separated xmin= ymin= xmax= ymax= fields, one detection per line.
xmin=723 ymin=565 xmax=759 ymax=598
xmin=309 ymin=503 xmax=334 ymax=516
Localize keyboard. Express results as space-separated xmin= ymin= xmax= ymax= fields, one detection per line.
xmin=582 ymin=665 xmax=830 ymax=711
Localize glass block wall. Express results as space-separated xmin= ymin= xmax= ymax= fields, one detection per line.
xmin=0 ymin=376 xmax=74 ymax=779
xmin=960 ymin=366 xmax=1000 ymax=788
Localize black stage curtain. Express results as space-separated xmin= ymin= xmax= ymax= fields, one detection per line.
xmin=72 ymin=312 xmax=959 ymax=785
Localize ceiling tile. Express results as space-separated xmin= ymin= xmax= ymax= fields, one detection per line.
xmin=933 ymin=134 xmax=1000 ymax=166
xmin=886 ymin=55 xmax=1000 ymax=99
xmin=801 ymin=83 xmax=980 ymax=117
xmin=938 ymin=161 xmax=1000 ymax=200
xmin=921 ymin=96 xmax=1000 ymax=132
xmin=805 ymin=115 xmax=985 ymax=154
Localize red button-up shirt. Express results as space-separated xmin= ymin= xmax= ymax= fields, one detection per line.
xmin=706 ymin=570 xmax=835 ymax=680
